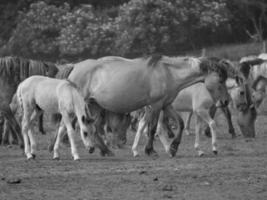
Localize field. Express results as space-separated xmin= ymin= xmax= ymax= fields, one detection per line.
xmin=0 ymin=112 xmax=267 ymax=200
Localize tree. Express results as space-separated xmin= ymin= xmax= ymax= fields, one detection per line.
xmin=114 ymin=0 xmax=229 ymax=57
xmin=228 ymin=0 xmax=267 ymax=42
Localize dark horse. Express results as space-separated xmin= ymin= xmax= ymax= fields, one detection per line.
xmin=0 ymin=56 xmax=58 ymax=147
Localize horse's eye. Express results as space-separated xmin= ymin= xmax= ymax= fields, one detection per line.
xmin=83 ymin=132 xmax=88 ymax=137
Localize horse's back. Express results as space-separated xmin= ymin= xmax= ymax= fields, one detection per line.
xmin=172 ymin=83 xmax=213 ymax=112
xmin=19 ymin=76 xmax=72 ymax=113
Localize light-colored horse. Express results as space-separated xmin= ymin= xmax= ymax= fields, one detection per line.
xmin=131 ymin=80 xmax=231 ymax=157
xmin=236 ymin=56 xmax=267 ymax=137
xmin=17 ymin=75 xmax=97 ymax=160
xmin=67 ymin=55 xmax=229 ymax=157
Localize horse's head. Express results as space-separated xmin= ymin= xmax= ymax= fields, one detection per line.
xmin=80 ymin=114 xmax=96 ymax=152
xmin=204 ymin=72 xmax=230 ymax=106
xmin=200 ymin=58 xmax=229 ymax=106
xmin=251 ymin=76 xmax=267 ymax=109
xmin=107 ymin=113 xmax=131 ymax=148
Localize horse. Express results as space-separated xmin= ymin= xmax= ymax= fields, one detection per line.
xmin=84 ymin=56 xmax=232 ymax=157
xmin=131 ymin=79 xmax=232 ymax=157
xmin=49 ymin=55 xmax=231 ymax=157
xmin=51 ymin=64 xmax=130 ymax=152
xmin=235 ymin=57 xmax=267 ymax=137
xmin=0 ymin=57 xmax=58 ymax=147
xmin=16 ymin=75 xmax=108 ymax=160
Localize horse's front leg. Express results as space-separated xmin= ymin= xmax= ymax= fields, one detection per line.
xmin=131 ymin=114 xmax=147 ymax=157
xmin=221 ymin=106 xmax=236 ymax=138
xmin=197 ymin=109 xmax=218 ymax=155
xmin=144 ymin=109 xmax=160 ymax=157
xmin=164 ymin=106 xmax=184 ymax=157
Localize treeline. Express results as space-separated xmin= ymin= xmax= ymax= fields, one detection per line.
xmin=0 ymin=0 xmax=266 ymax=62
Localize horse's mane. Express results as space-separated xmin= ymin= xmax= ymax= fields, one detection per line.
xmin=146 ymin=54 xmax=200 ymax=68
xmin=65 ymin=79 xmax=78 ymax=89
xmin=0 ymin=56 xmax=58 ymax=85
xmin=56 ymin=64 xmax=74 ymax=79
xmin=199 ymin=57 xmax=228 ymax=82
xmin=239 ymin=58 xmax=265 ymax=79
xmin=146 ymin=54 xmax=163 ymax=67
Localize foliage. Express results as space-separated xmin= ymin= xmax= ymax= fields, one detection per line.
xmin=0 ymin=0 xmax=267 ymax=61
xmin=114 ymin=0 xmax=229 ymax=56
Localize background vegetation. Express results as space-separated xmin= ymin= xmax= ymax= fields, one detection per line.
xmin=0 ymin=0 xmax=267 ymax=62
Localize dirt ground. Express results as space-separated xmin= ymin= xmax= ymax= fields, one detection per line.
xmin=0 ymin=113 xmax=267 ymax=200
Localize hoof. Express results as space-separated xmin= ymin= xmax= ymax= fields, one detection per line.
xmin=198 ymin=152 xmax=205 ymax=157
xmin=48 ymin=144 xmax=54 ymax=153
xmin=88 ymin=147 xmax=95 ymax=154
xmin=53 ymin=157 xmax=60 ymax=161
xmin=73 ymin=157 xmax=80 ymax=161
xmin=100 ymin=150 xmax=115 ymax=157
xmin=145 ymin=148 xmax=158 ymax=158
xmin=31 ymin=154 xmax=36 ymax=159
xmin=133 ymin=150 xmax=139 ymax=157
xmin=213 ymin=150 xmax=218 ymax=155
xmin=106 ymin=150 xmax=115 ymax=157
xmin=169 ymin=142 xmax=179 ymax=157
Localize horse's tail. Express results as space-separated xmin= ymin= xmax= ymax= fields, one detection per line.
xmin=16 ymin=84 xmax=24 ymax=117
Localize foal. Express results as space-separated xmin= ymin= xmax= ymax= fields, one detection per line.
xmin=17 ymin=75 xmax=96 ymax=160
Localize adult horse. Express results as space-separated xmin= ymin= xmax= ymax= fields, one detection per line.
xmin=0 ymin=57 xmax=58 ymax=147
xmin=236 ymin=57 xmax=267 ymax=137
xmin=66 ymin=55 xmax=229 ymax=157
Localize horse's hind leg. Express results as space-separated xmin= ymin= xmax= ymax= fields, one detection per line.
xmin=197 ymin=109 xmax=218 ymax=155
xmin=194 ymin=115 xmax=204 ymax=156
xmin=221 ymin=106 xmax=236 ymax=138
xmin=27 ymin=110 xmax=42 ymax=158
xmin=21 ymin=110 xmax=33 ymax=159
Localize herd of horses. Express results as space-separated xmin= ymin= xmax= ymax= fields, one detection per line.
xmin=0 ymin=53 xmax=267 ymax=160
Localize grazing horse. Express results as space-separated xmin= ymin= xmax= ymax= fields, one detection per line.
xmin=17 ymin=75 xmax=102 ymax=160
xmin=235 ymin=57 xmax=267 ymax=137
xmin=0 ymin=57 xmax=58 ymax=147
xmin=50 ymin=55 xmax=230 ymax=157
xmin=85 ymin=56 xmax=230 ymax=157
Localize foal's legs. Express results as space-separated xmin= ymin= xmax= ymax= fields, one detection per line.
xmin=196 ymin=109 xmax=218 ymax=155
xmin=53 ymin=122 xmax=67 ymax=160
xmin=21 ymin=108 xmax=34 ymax=159
xmin=61 ymin=113 xmax=80 ymax=160
xmin=194 ymin=115 xmax=205 ymax=156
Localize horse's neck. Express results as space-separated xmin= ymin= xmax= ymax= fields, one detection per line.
xmin=169 ymin=65 xmax=204 ymax=91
